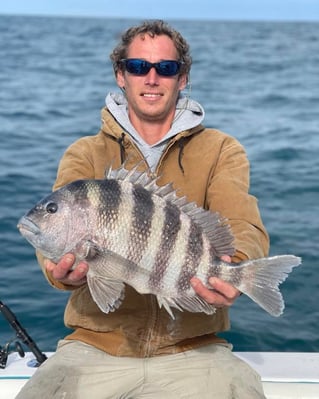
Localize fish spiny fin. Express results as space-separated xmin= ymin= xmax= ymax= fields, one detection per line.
xmin=157 ymin=295 xmax=217 ymax=319
xmin=106 ymin=163 xmax=173 ymax=195
xmin=106 ymin=162 xmax=153 ymax=186
xmin=142 ymin=174 xmax=235 ymax=257
xmin=105 ymin=161 xmax=115 ymax=179
xmin=156 ymin=297 xmax=178 ymax=319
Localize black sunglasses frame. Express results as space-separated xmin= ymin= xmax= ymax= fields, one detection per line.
xmin=120 ymin=58 xmax=183 ymax=77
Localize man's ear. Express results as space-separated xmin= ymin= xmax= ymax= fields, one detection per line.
xmin=178 ymin=73 xmax=188 ymax=91
xmin=116 ymin=70 xmax=125 ymax=88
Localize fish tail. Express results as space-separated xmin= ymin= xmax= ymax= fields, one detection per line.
xmin=234 ymin=255 xmax=301 ymax=317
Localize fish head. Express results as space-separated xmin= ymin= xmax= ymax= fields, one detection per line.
xmin=17 ymin=181 xmax=91 ymax=261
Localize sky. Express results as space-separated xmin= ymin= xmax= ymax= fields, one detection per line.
xmin=0 ymin=0 xmax=318 ymax=21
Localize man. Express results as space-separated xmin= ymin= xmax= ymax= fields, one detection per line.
xmin=17 ymin=20 xmax=269 ymax=398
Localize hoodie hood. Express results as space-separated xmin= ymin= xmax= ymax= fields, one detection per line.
xmin=105 ymin=92 xmax=205 ymax=145
xmin=105 ymin=92 xmax=205 ymax=170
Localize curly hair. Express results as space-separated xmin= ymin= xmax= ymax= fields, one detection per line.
xmin=110 ymin=20 xmax=192 ymax=78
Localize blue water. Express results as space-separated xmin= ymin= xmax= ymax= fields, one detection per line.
xmin=0 ymin=15 xmax=318 ymax=353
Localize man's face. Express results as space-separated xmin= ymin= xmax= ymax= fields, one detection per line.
xmin=116 ymin=34 xmax=187 ymax=127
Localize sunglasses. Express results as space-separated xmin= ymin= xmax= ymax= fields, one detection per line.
xmin=120 ymin=58 xmax=182 ymax=77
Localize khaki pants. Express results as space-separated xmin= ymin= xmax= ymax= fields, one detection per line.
xmin=16 ymin=340 xmax=266 ymax=399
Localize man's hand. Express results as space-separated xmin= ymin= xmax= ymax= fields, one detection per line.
xmin=190 ymin=255 xmax=241 ymax=308
xmin=45 ymin=253 xmax=88 ymax=286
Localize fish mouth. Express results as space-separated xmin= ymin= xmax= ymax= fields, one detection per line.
xmin=17 ymin=217 xmax=41 ymax=236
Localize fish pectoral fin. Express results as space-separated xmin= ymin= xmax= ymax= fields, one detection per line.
xmin=73 ymin=239 xmax=102 ymax=261
xmin=87 ymin=273 xmax=125 ymax=314
xmin=157 ymin=295 xmax=217 ymax=319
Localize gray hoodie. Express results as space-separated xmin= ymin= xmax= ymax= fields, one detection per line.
xmin=105 ymin=92 xmax=205 ymax=171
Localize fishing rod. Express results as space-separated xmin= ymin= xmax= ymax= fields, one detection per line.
xmin=0 ymin=300 xmax=47 ymax=368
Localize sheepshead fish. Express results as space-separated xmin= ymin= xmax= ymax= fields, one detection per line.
xmin=18 ymin=165 xmax=301 ymax=319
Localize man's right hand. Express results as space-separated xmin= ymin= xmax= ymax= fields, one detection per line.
xmin=45 ymin=253 xmax=88 ymax=286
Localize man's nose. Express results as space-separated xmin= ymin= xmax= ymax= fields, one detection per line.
xmin=144 ymin=67 xmax=160 ymax=85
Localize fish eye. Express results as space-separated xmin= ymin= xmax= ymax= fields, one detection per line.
xmin=46 ymin=202 xmax=58 ymax=214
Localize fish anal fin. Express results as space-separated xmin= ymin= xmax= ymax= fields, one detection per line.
xmin=156 ymin=298 xmax=175 ymax=319
xmin=157 ymin=294 xmax=217 ymax=319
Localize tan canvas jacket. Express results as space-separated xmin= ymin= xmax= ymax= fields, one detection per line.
xmin=37 ymin=106 xmax=269 ymax=357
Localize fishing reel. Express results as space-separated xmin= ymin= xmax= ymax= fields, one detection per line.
xmin=0 ymin=300 xmax=47 ymax=369
xmin=0 ymin=338 xmax=25 ymax=369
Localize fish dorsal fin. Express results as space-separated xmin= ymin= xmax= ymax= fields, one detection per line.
xmin=105 ymin=161 xmax=152 ymax=186
xmin=106 ymin=162 xmax=174 ymax=189
xmin=106 ymin=163 xmax=235 ymax=257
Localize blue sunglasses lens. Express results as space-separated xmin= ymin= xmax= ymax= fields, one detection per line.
xmin=122 ymin=59 xmax=181 ymax=76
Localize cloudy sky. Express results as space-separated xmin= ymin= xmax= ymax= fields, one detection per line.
xmin=0 ymin=0 xmax=318 ymax=21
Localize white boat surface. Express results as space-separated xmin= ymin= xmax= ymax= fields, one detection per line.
xmin=0 ymin=351 xmax=318 ymax=399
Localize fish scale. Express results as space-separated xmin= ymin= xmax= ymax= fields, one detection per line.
xmin=17 ymin=164 xmax=302 ymax=319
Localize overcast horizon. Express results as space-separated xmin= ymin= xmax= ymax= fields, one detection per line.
xmin=0 ymin=0 xmax=318 ymax=21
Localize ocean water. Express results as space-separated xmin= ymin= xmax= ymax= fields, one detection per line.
xmin=0 ymin=15 xmax=318 ymax=353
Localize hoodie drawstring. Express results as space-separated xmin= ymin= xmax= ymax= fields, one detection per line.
xmin=178 ymin=137 xmax=185 ymax=174
xmin=117 ymin=132 xmax=126 ymax=164
xmin=115 ymin=131 xmax=185 ymax=174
